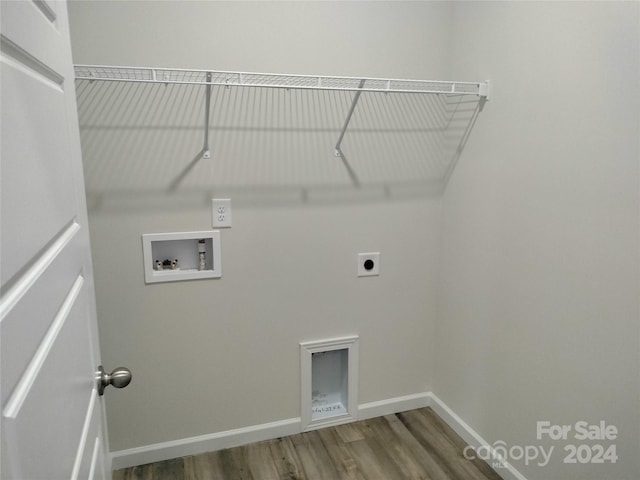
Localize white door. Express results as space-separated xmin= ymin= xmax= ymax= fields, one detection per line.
xmin=1 ymin=1 xmax=112 ymax=479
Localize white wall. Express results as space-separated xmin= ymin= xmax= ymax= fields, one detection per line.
xmin=439 ymin=2 xmax=640 ymax=479
xmin=68 ymin=1 xmax=452 ymax=453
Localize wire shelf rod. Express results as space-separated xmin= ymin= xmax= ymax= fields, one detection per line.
xmin=74 ymin=65 xmax=489 ymax=98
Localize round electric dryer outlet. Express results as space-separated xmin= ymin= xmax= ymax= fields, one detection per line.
xmin=357 ymin=252 xmax=380 ymax=277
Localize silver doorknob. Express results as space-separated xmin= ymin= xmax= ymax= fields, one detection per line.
xmin=97 ymin=366 xmax=132 ymax=396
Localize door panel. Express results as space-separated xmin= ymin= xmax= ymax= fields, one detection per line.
xmin=3 ymin=278 xmax=93 ymax=480
xmin=0 ymin=59 xmax=78 ymax=285
xmin=0 ymin=1 xmax=110 ymax=479
xmin=0 ymin=0 xmax=65 ymax=77
xmin=1 ymin=225 xmax=83 ymax=405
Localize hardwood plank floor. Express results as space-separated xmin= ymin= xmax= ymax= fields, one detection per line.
xmin=113 ymin=408 xmax=503 ymax=480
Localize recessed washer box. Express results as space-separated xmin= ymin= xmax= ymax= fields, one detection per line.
xmin=142 ymin=231 xmax=221 ymax=284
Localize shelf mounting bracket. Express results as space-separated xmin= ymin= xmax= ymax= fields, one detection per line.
xmin=202 ymin=72 xmax=213 ymax=159
xmin=334 ymin=78 xmax=366 ymax=158
xmin=167 ymin=72 xmax=213 ymax=191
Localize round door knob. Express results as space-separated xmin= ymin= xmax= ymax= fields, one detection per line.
xmin=97 ymin=366 xmax=132 ymax=396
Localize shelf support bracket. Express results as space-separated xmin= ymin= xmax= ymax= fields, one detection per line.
xmin=202 ymin=72 xmax=213 ymax=159
xmin=478 ymin=80 xmax=490 ymax=111
xmin=478 ymin=80 xmax=490 ymax=100
xmin=167 ymin=72 xmax=213 ymax=192
xmin=334 ymin=79 xmax=366 ymax=158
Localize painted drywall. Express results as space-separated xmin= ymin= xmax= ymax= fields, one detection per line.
xmin=438 ymin=2 xmax=640 ymax=480
xmin=68 ymin=1 xmax=454 ymax=452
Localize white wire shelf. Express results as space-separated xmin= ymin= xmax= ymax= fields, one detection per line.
xmin=74 ymin=65 xmax=489 ymax=97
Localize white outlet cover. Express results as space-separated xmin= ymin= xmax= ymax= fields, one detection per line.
xmin=212 ymin=198 xmax=232 ymax=228
xmin=357 ymin=252 xmax=380 ymax=277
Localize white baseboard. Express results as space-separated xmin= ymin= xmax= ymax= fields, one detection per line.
xmin=358 ymin=392 xmax=431 ymax=420
xmin=110 ymin=392 xmax=431 ymax=470
xmin=110 ymin=417 xmax=302 ymax=470
xmin=111 ymin=391 xmax=527 ymax=480
xmin=428 ymin=393 xmax=527 ymax=480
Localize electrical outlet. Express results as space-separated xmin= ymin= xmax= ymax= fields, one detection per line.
xmin=357 ymin=252 xmax=380 ymax=277
xmin=212 ymin=199 xmax=232 ymax=228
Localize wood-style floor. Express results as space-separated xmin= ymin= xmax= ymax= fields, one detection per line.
xmin=112 ymin=407 xmax=503 ymax=480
